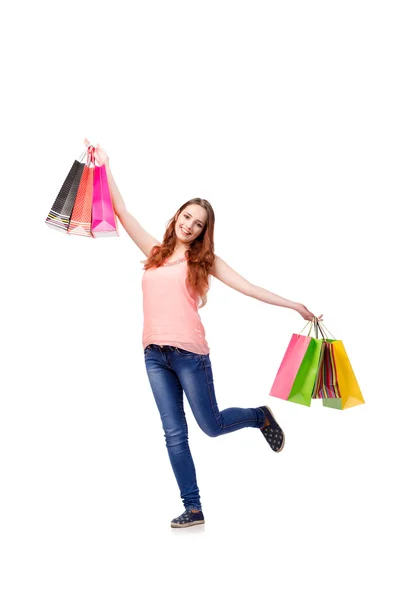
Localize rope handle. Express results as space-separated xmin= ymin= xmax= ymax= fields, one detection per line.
xmin=297 ymin=318 xmax=336 ymax=340
xmin=78 ymin=141 xmax=96 ymax=167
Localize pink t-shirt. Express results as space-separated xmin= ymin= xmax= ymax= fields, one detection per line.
xmin=142 ymin=256 xmax=210 ymax=355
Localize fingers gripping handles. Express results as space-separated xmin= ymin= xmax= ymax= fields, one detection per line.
xmin=78 ymin=142 xmax=96 ymax=167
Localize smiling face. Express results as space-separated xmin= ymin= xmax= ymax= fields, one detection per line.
xmin=174 ymin=204 xmax=208 ymax=250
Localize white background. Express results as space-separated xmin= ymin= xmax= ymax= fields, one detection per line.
xmin=1 ymin=1 xmax=399 ymax=598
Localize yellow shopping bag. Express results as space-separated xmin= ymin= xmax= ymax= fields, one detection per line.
xmin=314 ymin=321 xmax=365 ymax=410
xmin=327 ymin=339 xmax=365 ymax=409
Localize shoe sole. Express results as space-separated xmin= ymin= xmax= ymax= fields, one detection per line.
xmin=263 ymin=405 xmax=285 ymax=453
xmin=171 ymin=520 xmax=205 ymax=528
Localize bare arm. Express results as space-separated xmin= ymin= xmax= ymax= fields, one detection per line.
xmin=105 ymin=162 xmax=127 ymax=215
xmin=210 ymin=255 xmax=319 ymax=320
xmin=211 ymin=255 xmax=294 ymax=306
xmin=83 ymin=139 xmax=161 ymax=258
xmin=249 ymin=284 xmax=299 ymax=310
xmin=105 ymin=163 xmax=161 ymax=258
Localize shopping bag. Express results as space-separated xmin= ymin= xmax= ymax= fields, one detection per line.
xmin=91 ymin=163 xmax=119 ymax=238
xmin=323 ymin=338 xmax=365 ymax=410
xmin=312 ymin=340 xmax=341 ymax=401
xmin=45 ymin=149 xmax=86 ymax=233
xmin=311 ymin=321 xmax=364 ymax=410
xmin=287 ymin=336 xmax=324 ymax=407
xmin=270 ymin=320 xmax=365 ymax=409
xmin=67 ymin=145 xmax=95 ymax=237
xmin=269 ymin=322 xmax=315 ymax=400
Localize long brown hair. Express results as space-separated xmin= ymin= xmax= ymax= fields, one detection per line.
xmin=140 ymin=198 xmax=215 ymax=309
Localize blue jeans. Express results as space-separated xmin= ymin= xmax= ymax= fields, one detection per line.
xmin=144 ymin=344 xmax=266 ymax=511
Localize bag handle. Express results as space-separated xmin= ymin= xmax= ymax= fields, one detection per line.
xmin=297 ymin=320 xmax=314 ymax=338
xmin=78 ymin=142 xmax=96 ymax=167
xmin=313 ymin=317 xmax=320 ymax=339
xmin=317 ymin=320 xmax=336 ymax=340
xmin=313 ymin=317 xmax=327 ymax=341
xmin=86 ymin=145 xmax=96 ymax=167
xmin=297 ymin=318 xmax=335 ymax=340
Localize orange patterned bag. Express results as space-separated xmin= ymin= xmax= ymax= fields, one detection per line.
xmin=67 ymin=146 xmax=95 ymax=237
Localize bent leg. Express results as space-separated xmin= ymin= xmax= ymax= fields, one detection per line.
xmin=175 ymin=353 xmax=266 ymax=437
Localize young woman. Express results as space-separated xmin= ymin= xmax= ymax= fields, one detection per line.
xmin=83 ymin=139 xmax=322 ymax=528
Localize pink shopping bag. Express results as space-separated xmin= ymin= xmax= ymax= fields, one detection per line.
xmin=269 ymin=320 xmax=319 ymax=400
xmin=269 ymin=331 xmax=313 ymax=400
xmin=91 ymin=163 xmax=119 ymax=238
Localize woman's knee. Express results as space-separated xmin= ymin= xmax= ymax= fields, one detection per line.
xmin=200 ymin=421 xmax=223 ymax=438
xmin=163 ymin=425 xmax=189 ymax=448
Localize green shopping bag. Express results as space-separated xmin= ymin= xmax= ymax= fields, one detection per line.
xmin=288 ymin=335 xmax=324 ymax=407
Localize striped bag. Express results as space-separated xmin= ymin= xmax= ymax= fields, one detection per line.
xmin=312 ymin=340 xmax=341 ymax=401
xmin=45 ymin=148 xmax=87 ymax=233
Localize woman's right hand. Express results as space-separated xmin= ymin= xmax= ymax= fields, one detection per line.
xmin=83 ymin=137 xmax=109 ymax=167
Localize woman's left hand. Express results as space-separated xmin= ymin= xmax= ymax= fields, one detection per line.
xmin=296 ymin=303 xmax=323 ymax=322
xmin=83 ymin=137 xmax=109 ymax=166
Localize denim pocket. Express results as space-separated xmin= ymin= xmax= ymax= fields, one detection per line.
xmin=175 ymin=347 xmax=197 ymax=357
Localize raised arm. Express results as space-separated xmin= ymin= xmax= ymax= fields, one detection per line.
xmin=84 ymin=139 xmax=161 ymax=258
xmin=106 ymin=163 xmax=161 ymax=257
